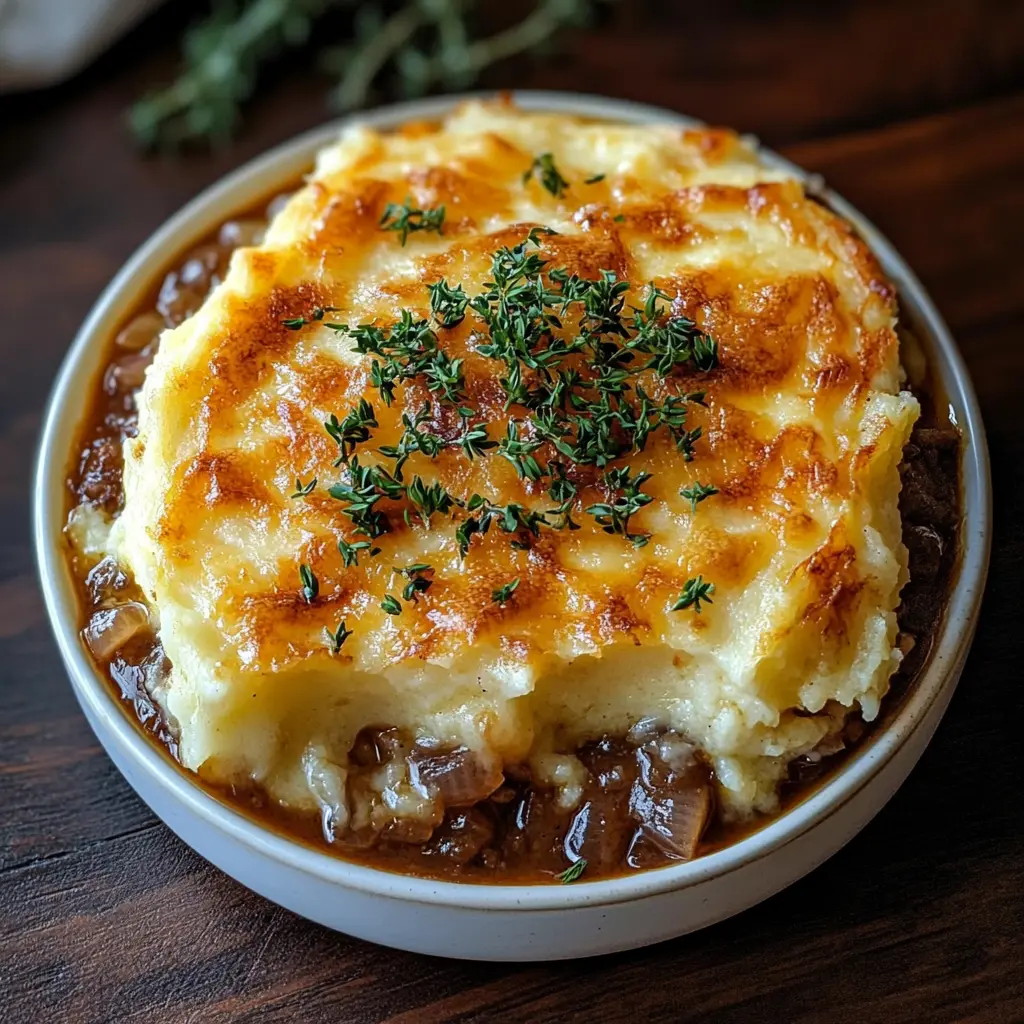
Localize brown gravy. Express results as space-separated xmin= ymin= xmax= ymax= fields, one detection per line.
xmin=63 ymin=180 xmax=962 ymax=884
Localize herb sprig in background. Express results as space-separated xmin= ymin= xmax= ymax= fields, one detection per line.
xmin=131 ymin=0 xmax=603 ymax=149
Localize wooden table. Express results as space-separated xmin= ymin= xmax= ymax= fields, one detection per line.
xmin=2 ymin=2 xmax=1022 ymax=1020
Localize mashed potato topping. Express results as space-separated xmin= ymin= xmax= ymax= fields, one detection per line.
xmin=92 ymin=100 xmax=918 ymax=825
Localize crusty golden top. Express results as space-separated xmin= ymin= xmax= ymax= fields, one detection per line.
xmin=117 ymin=99 xmax=916 ymax=711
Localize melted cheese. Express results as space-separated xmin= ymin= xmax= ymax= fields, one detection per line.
xmin=108 ymin=100 xmax=918 ymax=817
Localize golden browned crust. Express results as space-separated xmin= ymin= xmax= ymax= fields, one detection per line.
xmin=118 ymin=102 xmax=913 ymax=680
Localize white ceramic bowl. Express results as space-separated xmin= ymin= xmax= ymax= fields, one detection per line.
xmin=34 ymin=91 xmax=991 ymax=961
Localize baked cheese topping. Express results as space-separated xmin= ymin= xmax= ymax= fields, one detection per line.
xmin=104 ymin=100 xmax=918 ymax=817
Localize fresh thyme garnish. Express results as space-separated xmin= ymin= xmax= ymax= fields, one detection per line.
xmin=672 ymin=575 xmax=715 ymax=613
xmin=379 ymin=197 xmax=445 ymax=245
xmin=327 ymin=457 xmax=394 ymax=539
xmin=281 ymin=306 xmax=341 ymax=331
xmin=380 ymin=594 xmax=403 ymax=616
xmin=299 ymin=563 xmax=319 ymax=603
xmin=130 ymin=0 xmax=601 ymax=150
xmin=395 ymin=563 xmax=434 ymax=602
xmin=580 ymin=269 xmax=631 ymax=338
xmin=474 ymin=497 xmax=548 ymax=535
xmin=496 ymin=421 xmax=544 ymax=481
xmin=628 ymin=286 xmax=719 ymax=375
xmin=368 ymin=359 xmax=397 ymax=407
xmin=456 ymin=497 xmax=548 ymax=557
xmin=525 ymin=225 xmax=558 ymax=247
xmin=491 ymin=578 xmax=520 ymax=605
xmin=680 ymin=482 xmax=719 ymax=513
xmin=457 ymin=419 xmax=497 ymax=461
xmin=585 ymin=467 xmax=654 ymax=548
xmin=326 ymin=620 xmax=352 ymax=654
xmin=428 ymin=279 xmax=469 ymax=329
xmin=455 ymin=517 xmax=483 ymax=558
xmin=338 ymin=538 xmax=373 ymax=568
xmin=613 ymin=214 xmax=626 ymax=223
xmin=421 ymin=350 xmax=465 ymax=405
xmin=288 ymin=230 xmax=722 ymax=611
xmin=523 ymin=153 xmax=569 ymax=198
xmin=378 ymin=405 xmax=447 ymax=479
xmin=558 ymin=858 xmax=588 ymax=883
xmin=325 ymin=399 xmax=378 ymax=464
xmin=545 ymin=462 xmax=581 ymax=530
xmin=343 ymin=311 xmax=468 ymax=409
xmin=403 ymin=477 xmax=457 ymax=528
xmin=290 ymin=476 xmax=317 ymax=499
xmin=584 ymin=173 xmax=606 ymax=184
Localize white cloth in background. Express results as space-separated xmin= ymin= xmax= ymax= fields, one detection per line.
xmin=0 ymin=0 xmax=164 ymax=93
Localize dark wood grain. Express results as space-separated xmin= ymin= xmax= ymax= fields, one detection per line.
xmin=2 ymin=2 xmax=1023 ymax=1021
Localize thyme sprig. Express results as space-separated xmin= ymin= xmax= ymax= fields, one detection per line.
xmin=286 ymin=229 xmax=723 ymax=643
xmin=379 ymin=198 xmax=445 ymax=246
xmin=523 ymin=152 xmax=570 ymax=197
xmin=394 ymin=563 xmax=434 ymax=602
xmin=379 ymin=404 xmax=447 ymax=478
xmin=680 ymin=482 xmax=719 ymax=514
xmin=326 ymin=620 xmax=352 ymax=654
xmin=343 ymin=311 xmax=469 ymax=409
xmin=491 ymin=578 xmax=521 ymax=605
xmin=403 ymin=476 xmax=458 ymax=528
xmin=325 ymin=399 xmax=378 ymax=464
xmin=338 ymin=538 xmax=374 ymax=567
xmin=282 ymin=305 xmax=342 ymax=331
xmin=131 ymin=0 xmax=601 ymax=150
xmin=558 ymin=858 xmax=588 ymax=883
xmin=497 ymin=421 xmax=544 ymax=481
xmin=299 ymin=563 xmax=319 ymax=603
xmin=456 ymin=496 xmax=548 ymax=557
xmin=291 ymin=476 xmax=317 ymax=498
xmin=428 ymin=280 xmax=469 ymax=329
xmin=327 ymin=457 xmax=395 ymax=539
xmin=585 ymin=467 xmax=653 ymax=549
xmin=672 ymin=575 xmax=715 ymax=613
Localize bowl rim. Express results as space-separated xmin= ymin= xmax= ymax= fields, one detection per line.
xmin=34 ymin=89 xmax=992 ymax=913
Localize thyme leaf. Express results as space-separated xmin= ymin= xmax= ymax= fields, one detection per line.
xmin=290 ymin=476 xmax=317 ymax=499
xmin=299 ymin=563 xmax=319 ymax=604
xmin=338 ymin=538 xmax=373 ymax=568
xmin=325 ymin=399 xmax=378 ymax=465
xmin=491 ymin=578 xmax=520 ymax=604
xmin=428 ymin=279 xmax=469 ymax=329
xmin=326 ymin=620 xmax=352 ymax=654
xmin=379 ymin=198 xmax=445 ymax=245
xmin=680 ymin=481 xmax=719 ymax=513
xmin=523 ymin=152 xmax=570 ymax=197
xmin=558 ymin=858 xmax=588 ymax=883
xmin=671 ymin=575 xmax=715 ymax=613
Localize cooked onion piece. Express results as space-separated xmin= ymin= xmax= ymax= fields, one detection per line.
xmin=82 ymin=602 xmax=149 ymax=661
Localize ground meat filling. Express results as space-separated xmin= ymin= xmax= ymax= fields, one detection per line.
xmin=65 ymin=194 xmax=961 ymax=883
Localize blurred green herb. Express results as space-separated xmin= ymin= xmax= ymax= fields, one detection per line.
xmin=558 ymin=857 xmax=587 ymax=883
xmin=679 ymin=481 xmax=718 ymax=513
xmin=290 ymin=475 xmax=318 ymax=498
xmin=299 ymin=562 xmax=319 ymax=602
xmin=379 ymin=197 xmax=446 ymax=245
xmin=131 ymin=0 xmax=602 ymax=149
xmin=326 ymin=619 xmax=353 ymax=652
xmin=523 ymin=151 xmax=569 ymax=197
xmin=491 ymin=577 xmax=520 ymax=605
xmin=671 ymin=575 xmax=715 ymax=613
